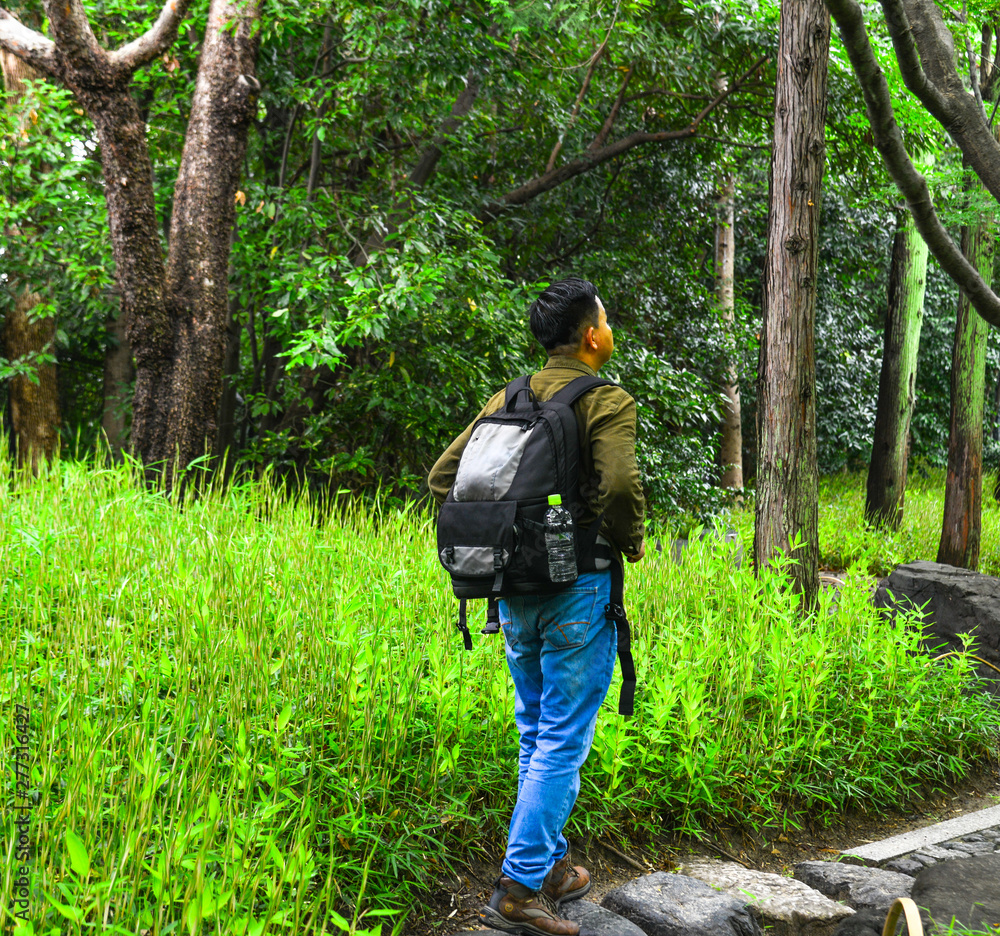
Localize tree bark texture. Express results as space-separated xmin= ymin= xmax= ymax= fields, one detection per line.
xmin=938 ymin=214 xmax=992 ymax=569
xmin=101 ymin=314 xmax=133 ymax=457
xmin=865 ymin=208 xmax=928 ymax=528
xmin=3 ymin=291 xmax=60 ymax=471
xmin=156 ymin=0 xmax=262 ymax=478
xmin=0 ymin=0 xmax=261 ymax=486
xmin=755 ymin=0 xmax=830 ymax=607
xmin=715 ymin=167 xmax=743 ymax=491
xmin=2 ymin=46 xmax=60 ymax=472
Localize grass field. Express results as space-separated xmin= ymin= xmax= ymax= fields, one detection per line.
xmin=2 ymin=455 xmax=998 ymax=934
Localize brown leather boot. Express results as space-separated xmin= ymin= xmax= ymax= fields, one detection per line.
xmin=542 ymin=851 xmax=591 ymax=906
xmin=480 ymin=875 xmax=580 ymax=935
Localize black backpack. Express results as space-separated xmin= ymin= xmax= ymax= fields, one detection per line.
xmin=436 ymin=373 xmax=637 ymax=715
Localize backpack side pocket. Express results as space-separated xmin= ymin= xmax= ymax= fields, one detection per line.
xmin=438 ymin=500 xmax=518 ymax=596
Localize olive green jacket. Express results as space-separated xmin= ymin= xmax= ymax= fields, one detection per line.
xmin=427 ymin=356 xmax=645 ymax=561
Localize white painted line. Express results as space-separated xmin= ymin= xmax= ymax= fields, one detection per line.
xmin=842 ymin=805 xmax=1000 ymax=864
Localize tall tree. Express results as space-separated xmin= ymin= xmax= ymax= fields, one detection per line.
xmin=2 ymin=46 xmax=60 ymax=472
xmin=716 ymin=162 xmax=743 ymax=492
xmin=865 ymin=204 xmax=929 ymax=528
xmin=938 ymin=188 xmax=993 ymax=568
xmin=755 ymin=0 xmax=831 ymax=606
xmin=0 ymin=0 xmax=263 ymax=483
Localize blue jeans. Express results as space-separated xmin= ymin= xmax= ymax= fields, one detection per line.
xmin=497 ymin=570 xmax=617 ymax=891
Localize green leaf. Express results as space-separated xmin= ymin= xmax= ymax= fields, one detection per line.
xmin=65 ymin=830 xmax=90 ymax=878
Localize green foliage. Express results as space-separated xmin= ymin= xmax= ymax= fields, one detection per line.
xmin=817 ymin=468 xmax=1000 ymax=576
xmin=3 ymin=454 xmax=998 ymax=931
xmin=0 ymin=76 xmax=111 ymax=440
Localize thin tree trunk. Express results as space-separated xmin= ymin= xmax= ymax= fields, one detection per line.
xmin=994 ymin=371 xmax=1000 ymax=503
xmin=716 ymin=165 xmax=743 ymax=493
xmin=1 ymin=47 xmax=60 ymax=472
xmin=938 ymin=210 xmax=992 ymax=569
xmin=755 ymin=0 xmax=830 ymax=607
xmin=865 ymin=207 xmax=928 ymax=528
xmin=3 ymin=290 xmax=60 ymax=472
xmin=101 ymin=313 xmax=134 ymax=457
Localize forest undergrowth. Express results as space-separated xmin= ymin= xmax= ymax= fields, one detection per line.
xmin=816 ymin=467 xmax=1000 ymax=576
xmin=2 ymin=454 xmax=999 ymax=935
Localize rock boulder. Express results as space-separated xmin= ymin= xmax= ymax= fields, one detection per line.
xmin=602 ymin=871 xmax=761 ymax=936
xmin=793 ymin=861 xmax=913 ymax=913
xmin=873 ymin=560 xmax=1000 ymax=695
xmin=678 ymin=859 xmax=854 ymax=936
xmin=911 ymin=853 xmax=1000 ymax=933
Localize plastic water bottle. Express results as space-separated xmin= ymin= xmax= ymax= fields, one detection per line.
xmin=545 ymin=494 xmax=577 ymax=582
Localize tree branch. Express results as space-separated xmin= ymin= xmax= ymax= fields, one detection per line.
xmin=43 ymin=0 xmax=107 ymax=75
xmin=826 ymin=0 xmax=1000 ymax=330
xmin=109 ymin=0 xmax=195 ymax=72
xmin=882 ymin=0 xmax=1000 ymax=205
xmin=546 ymin=38 xmax=606 ymax=172
xmin=407 ymin=69 xmax=481 ymax=187
xmin=0 ymin=10 xmax=57 ymax=76
xmin=587 ymin=62 xmax=634 ymax=152
xmin=479 ymin=54 xmax=767 ymax=223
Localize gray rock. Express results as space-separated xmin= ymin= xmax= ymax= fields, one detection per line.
xmin=912 ymin=853 xmax=1000 ymax=933
xmin=909 ymin=853 xmax=939 ymax=867
xmin=830 ymin=908 xmax=885 ymax=936
xmin=562 ymin=899 xmax=647 ymax=936
xmin=940 ymin=840 xmax=996 ymax=856
xmin=872 ymin=560 xmax=1000 ymax=695
xmin=793 ymin=861 xmax=913 ymax=913
xmin=602 ymin=871 xmax=762 ymax=936
xmin=959 ymin=833 xmax=985 ymax=842
xmin=678 ymin=859 xmax=853 ymax=936
xmin=911 ymin=845 xmax=960 ymax=861
xmin=882 ymin=859 xmax=924 ymax=876
xmin=980 ymin=829 xmax=1000 ymax=842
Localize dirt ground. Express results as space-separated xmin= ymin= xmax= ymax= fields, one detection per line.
xmin=406 ymin=767 xmax=1000 ymax=936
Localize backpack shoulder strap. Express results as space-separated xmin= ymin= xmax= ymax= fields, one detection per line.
xmin=548 ymin=374 xmax=616 ymax=408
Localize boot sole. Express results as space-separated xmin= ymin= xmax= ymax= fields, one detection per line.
xmin=480 ymin=905 xmax=573 ymax=936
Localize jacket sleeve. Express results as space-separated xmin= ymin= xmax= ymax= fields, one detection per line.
xmin=427 ymin=390 xmax=506 ymax=505
xmin=591 ymin=394 xmax=645 ymax=556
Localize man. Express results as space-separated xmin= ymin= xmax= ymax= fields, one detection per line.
xmin=428 ymin=277 xmax=645 ymax=936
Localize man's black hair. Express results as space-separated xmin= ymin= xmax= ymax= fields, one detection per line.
xmin=528 ymin=277 xmax=600 ymax=352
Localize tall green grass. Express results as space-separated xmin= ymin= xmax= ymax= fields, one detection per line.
xmin=818 ymin=467 xmax=1000 ymax=576
xmin=2 ymin=455 xmax=998 ymax=934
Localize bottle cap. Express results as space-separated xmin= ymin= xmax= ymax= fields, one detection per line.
xmin=548 ymin=494 xmax=561 ymax=506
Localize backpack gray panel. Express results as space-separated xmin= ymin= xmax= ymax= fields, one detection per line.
xmin=453 ymin=422 xmax=532 ymax=501
xmin=439 ymin=545 xmax=511 ymax=576
xmin=594 ymin=534 xmax=611 ymax=570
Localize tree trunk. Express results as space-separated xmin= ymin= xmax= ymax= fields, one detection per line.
xmin=3 ymin=290 xmax=60 ymax=472
xmin=865 ymin=207 xmax=928 ymax=528
xmin=716 ymin=166 xmax=743 ymax=493
xmin=155 ymin=0 xmax=262 ymax=481
xmin=755 ymin=0 xmax=830 ymax=607
xmin=1 ymin=47 xmax=60 ymax=472
xmin=101 ymin=313 xmax=134 ymax=457
xmin=0 ymin=0 xmax=262 ymax=488
xmin=938 ymin=212 xmax=992 ymax=569
xmin=216 ymin=293 xmax=241 ymax=464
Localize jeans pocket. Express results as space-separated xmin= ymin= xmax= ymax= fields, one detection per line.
xmin=540 ymin=587 xmax=598 ymax=650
